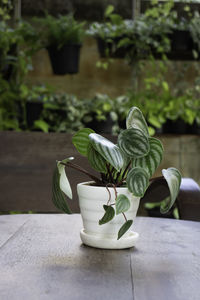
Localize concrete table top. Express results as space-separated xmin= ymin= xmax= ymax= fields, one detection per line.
xmin=0 ymin=214 xmax=199 ymax=300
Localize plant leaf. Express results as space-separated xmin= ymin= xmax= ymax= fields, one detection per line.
xmin=117 ymin=220 xmax=133 ymax=240
xmin=87 ymin=143 xmax=107 ymax=173
xmin=34 ymin=120 xmax=49 ymax=133
xmin=116 ymin=194 xmax=131 ymax=215
xmin=161 ymin=168 xmax=182 ymax=213
xmin=118 ymin=128 xmax=150 ymax=159
xmin=104 ymin=5 xmax=114 ymax=17
xmin=127 ymin=167 xmax=149 ymax=197
xmin=52 ymin=162 xmax=72 ymax=214
xmin=99 ymin=205 xmax=115 ymax=225
xmin=133 ymin=137 xmax=164 ymax=177
xmin=89 ymin=133 xmax=124 ymax=171
xmin=57 ymin=160 xmax=73 ymax=199
xmin=72 ymin=128 xmax=95 ymax=156
xmin=126 ymin=107 xmax=149 ymax=137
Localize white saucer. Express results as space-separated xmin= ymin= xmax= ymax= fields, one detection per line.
xmin=80 ymin=229 xmax=139 ymax=249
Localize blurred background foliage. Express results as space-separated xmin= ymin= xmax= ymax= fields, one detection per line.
xmin=0 ymin=0 xmax=200 ymax=135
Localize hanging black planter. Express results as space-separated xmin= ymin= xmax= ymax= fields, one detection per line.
xmin=47 ymin=44 xmax=81 ymax=75
xmin=167 ymin=29 xmax=198 ymax=60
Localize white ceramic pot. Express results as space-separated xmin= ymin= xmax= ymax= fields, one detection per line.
xmin=77 ymin=181 xmax=140 ymax=249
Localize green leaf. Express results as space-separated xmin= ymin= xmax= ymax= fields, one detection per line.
xmin=104 ymin=5 xmax=114 ymax=17
xmin=57 ymin=160 xmax=73 ymax=199
xmin=99 ymin=205 xmax=115 ymax=225
xmin=117 ymin=220 xmax=133 ymax=240
xmin=52 ymin=162 xmax=72 ymax=214
xmin=160 ymin=168 xmax=182 ymax=213
xmin=134 ymin=137 xmax=164 ymax=177
xmin=126 ymin=107 xmax=149 ymax=137
xmin=89 ymin=133 xmax=124 ymax=171
xmin=34 ymin=120 xmax=49 ymax=133
xmin=116 ymin=194 xmax=131 ymax=215
xmin=118 ymin=128 xmax=150 ymax=159
xmin=127 ymin=167 xmax=149 ymax=197
xmin=72 ymin=128 xmax=95 ymax=156
xmin=87 ymin=143 xmax=107 ymax=173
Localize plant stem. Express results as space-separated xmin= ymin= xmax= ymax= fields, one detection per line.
xmin=122 ymin=212 xmax=127 ymax=222
xmin=60 ymin=162 xmax=103 ymax=185
xmin=116 ymin=162 xmax=131 ymax=186
xmin=106 ymin=185 xmax=111 ymax=205
xmin=106 ymin=163 xmax=114 ymax=183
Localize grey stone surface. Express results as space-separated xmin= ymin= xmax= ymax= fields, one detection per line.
xmin=0 ymin=214 xmax=200 ymax=300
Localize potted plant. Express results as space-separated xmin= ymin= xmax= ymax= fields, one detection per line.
xmin=52 ymin=106 xmax=182 ymax=249
xmin=35 ymin=14 xmax=85 ymax=75
xmin=87 ymin=5 xmax=134 ymax=59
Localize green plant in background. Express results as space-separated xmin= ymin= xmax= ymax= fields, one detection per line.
xmin=87 ymin=5 xmax=135 ymax=68
xmin=83 ymin=93 xmax=118 ymax=127
xmin=52 ymin=106 xmax=182 ymax=239
xmin=38 ymin=93 xmax=89 ymax=133
xmin=0 ymin=10 xmax=41 ymax=131
xmin=0 ymin=0 xmax=12 ymax=21
xmin=34 ymin=14 xmax=85 ymax=49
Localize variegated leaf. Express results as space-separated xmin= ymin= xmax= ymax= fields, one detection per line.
xmin=72 ymin=128 xmax=95 ymax=156
xmin=117 ymin=220 xmax=133 ymax=240
xmin=87 ymin=143 xmax=107 ymax=173
xmin=160 ymin=168 xmax=182 ymax=213
xmin=57 ymin=159 xmax=73 ymax=199
xmin=116 ymin=194 xmax=131 ymax=215
xmin=118 ymin=128 xmax=150 ymax=159
xmin=133 ymin=137 xmax=164 ymax=177
xmin=99 ymin=205 xmax=115 ymax=225
xmin=89 ymin=133 xmax=124 ymax=171
xmin=126 ymin=106 xmax=149 ymax=137
xmin=52 ymin=162 xmax=72 ymax=214
xmin=127 ymin=167 xmax=149 ymax=197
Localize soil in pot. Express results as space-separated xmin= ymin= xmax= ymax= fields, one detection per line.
xmin=47 ymin=44 xmax=81 ymax=75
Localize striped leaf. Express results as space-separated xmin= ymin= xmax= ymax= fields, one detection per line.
xmin=72 ymin=128 xmax=95 ymax=156
xmin=116 ymin=194 xmax=131 ymax=215
xmin=52 ymin=162 xmax=72 ymax=214
xmin=87 ymin=143 xmax=107 ymax=173
xmin=118 ymin=128 xmax=150 ymax=159
xmin=99 ymin=205 xmax=115 ymax=225
xmin=127 ymin=167 xmax=149 ymax=197
xmin=126 ymin=107 xmax=149 ymax=137
xmin=160 ymin=168 xmax=182 ymax=213
xmin=89 ymin=133 xmax=124 ymax=171
xmin=133 ymin=137 xmax=164 ymax=177
xmin=117 ymin=220 xmax=133 ymax=240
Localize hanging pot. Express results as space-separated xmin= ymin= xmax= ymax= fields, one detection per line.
xmin=77 ymin=181 xmax=140 ymax=249
xmin=167 ymin=30 xmax=199 ymax=61
xmin=47 ymin=44 xmax=82 ymax=75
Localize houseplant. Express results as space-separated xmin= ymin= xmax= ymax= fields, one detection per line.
xmin=35 ymin=14 xmax=85 ymax=75
xmin=52 ymin=106 xmax=182 ymax=249
xmin=87 ymin=5 xmax=134 ymax=59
